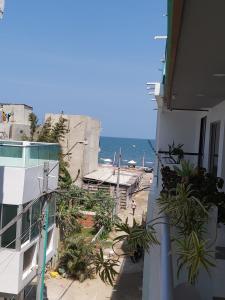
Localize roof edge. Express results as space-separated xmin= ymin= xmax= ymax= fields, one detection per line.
xmin=164 ymin=0 xmax=185 ymax=109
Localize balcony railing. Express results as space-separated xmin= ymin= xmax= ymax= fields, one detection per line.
xmin=0 ymin=140 xmax=59 ymax=168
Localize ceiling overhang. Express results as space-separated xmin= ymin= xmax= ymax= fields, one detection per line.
xmin=165 ymin=0 xmax=225 ymax=110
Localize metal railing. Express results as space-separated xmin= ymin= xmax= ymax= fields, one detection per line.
xmin=160 ymin=215 xmax=174 ymax=300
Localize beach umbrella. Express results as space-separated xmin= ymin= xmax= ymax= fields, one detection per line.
xmin=128 ymin=160 xmax=137 ymax=164
xmin=103 ymin=158 xmax=112 ymax=163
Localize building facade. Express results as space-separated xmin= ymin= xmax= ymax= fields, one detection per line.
xmin=143 ymin=1 xmax=225 ymax=299
xmin=0 ymin=104 xmax=32 ymax=140
xmin=0 ymin=141 xmax=59 ymax=299
xmin=45 ymin=113 xmax=101 ymax=187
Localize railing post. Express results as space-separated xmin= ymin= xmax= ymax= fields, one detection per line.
xmin=161 ymin=215 xmax=174 ymax=300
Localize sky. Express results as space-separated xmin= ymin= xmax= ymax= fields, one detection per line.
xmin=0 ymin=0 xmax=167 ymax=139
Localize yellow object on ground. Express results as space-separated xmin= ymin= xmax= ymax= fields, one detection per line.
xmin=50 ymin=271 xmax=59 ymax=278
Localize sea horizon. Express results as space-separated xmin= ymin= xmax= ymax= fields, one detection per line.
xmin=99 ymin=136 xmax=155 ymax=167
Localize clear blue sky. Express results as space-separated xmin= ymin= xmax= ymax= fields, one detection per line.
xmin=0 ymin=0 xmax=166 ymax=139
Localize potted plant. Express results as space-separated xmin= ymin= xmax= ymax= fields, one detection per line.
xmin=167 ymin=141 xmax=184 ymax=164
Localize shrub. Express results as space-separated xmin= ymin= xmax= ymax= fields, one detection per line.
xmin=58 ymin=237 xmax=95 ymax=282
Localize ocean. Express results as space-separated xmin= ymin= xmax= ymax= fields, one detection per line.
xmin=99 ymin=136 xmax=155 ymax=167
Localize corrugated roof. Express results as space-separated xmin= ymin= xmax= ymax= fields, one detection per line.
xmin=83 ymin=166 xmax=142 ymax=187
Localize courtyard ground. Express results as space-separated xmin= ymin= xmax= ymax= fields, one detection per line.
xmin=29 ymin=173 xmax=152 ymax=300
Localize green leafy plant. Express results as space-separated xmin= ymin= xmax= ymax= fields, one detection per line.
xmin=159 ymin=161 xmax=219 ymax=284
xmin=59 ymin=237 xmax=95 ymax=282
xmin=59 ymin=237 xmax=119 ymax=285
xmin=113 ymin=218 xmax=159 ymax=255
xmin=94 ymin=248 xmax=119 ymax=286
xmin=56 ymin=197 xmax=82 ymax=238
xmin=37 ymin=117 xmax=52 ymax=142
xmin=158 ymin=184 xmax=208 ymax=237
xmin=173 ymin=160 xmax=196 ymax=179
xmin=176 ymin=231 xmax=215 ymax=284
xmin=94 ymin=192 xmax=115 ymax=233
xmin=168 ymin=141 xmax=184 ymax=163
xmin=29 ymin=113 xmax=39 ymax=141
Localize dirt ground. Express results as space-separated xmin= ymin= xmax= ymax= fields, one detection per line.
xmin=43 ymin=173 xmax=152 ymax=300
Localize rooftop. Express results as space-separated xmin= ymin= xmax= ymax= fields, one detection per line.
xmin=0 ymin=103 xmax=33 ymax=109
xmin=83 ymin=166 xmax=143 ymax=187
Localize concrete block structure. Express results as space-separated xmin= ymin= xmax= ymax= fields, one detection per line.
xmin=0 ymin=140 xmax=59 ymax=299
xmin=0 ymin=104 xmax=32 ymax=140
xmin=45 ymin=113 xmax=101 ymax=186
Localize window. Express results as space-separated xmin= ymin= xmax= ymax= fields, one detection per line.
xmin=48 ymin=198 xmax=56 ymax=227
xmin=198 ymin=117 xmax=207 ymax=168
xmin=31 ymin=199 xmax=41 ymax=241
xmin=1 ymin=205 xmax=17 ymax=249
xmin=209 ymin=122 xmax=220 ymax=176
xmin=23 ymin=244 xmax=36 ymax=272
xmin=22 ymin=204 xmax=31 ymax=245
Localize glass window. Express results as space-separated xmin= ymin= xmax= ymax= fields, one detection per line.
xmin=1 ymin=205 xmax=18 ymax=249
xmin=48 ymin=198 xmax=56 ymax=227
xmin=0 ymin=145 xmax=22 ymax=158
xmin=49 ymin=145 xmax=60 ymax=161
xmin=22 ymin=205 xmax=31 ymax=245
xmin=39 ymin=146 xmax=50 ymax=161
xmin=209 ymin=122 xmax=220 ymax=176
xmin=31 ymin=199 xmax=41 ymax=241
xmin=198 ymin=117 xmax=207 ymax=168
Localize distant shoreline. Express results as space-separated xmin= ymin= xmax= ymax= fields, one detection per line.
xmin=100 ymin=136 xmax=155 ymax=141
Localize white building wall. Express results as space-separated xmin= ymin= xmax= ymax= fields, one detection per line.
xmin=143 ymin=100 xmax=225 ymax=300
xmin=202 ymin=100 xmax=225 ymax=178
xmin=0 ymin=163 xmax=59 ymax=205
xmin=156 ymin=108 xmax=203 ymax=155
xmin=0 ymin=225 xmax=56 ymax=295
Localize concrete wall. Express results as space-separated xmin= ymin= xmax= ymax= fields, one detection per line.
xmin=0 ymin=162 xmax=59 ymax=205
xmin=156 ymin=108 xmax=204 ymax=163
xmin=45 ymin=114 xmax=100 ymax=186
xmin=1 ymin=104 xmax=32 ymax=125
xmin=156 ymin=99 xmax=225 ymax=181
xmin=0 ymin=104 xmax=32 ymax=140
xmin=83 ymin=117 xmax=101 ymax=175
xmin=0 ymin=225 xmax=56 ymax=296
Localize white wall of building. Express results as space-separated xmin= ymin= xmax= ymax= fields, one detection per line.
xmin=0 ymin=225 xmax=56 ymax=295
xmin=202 ymin=100 xmax=225 ymax=178
xmin=0 ymin=163 xmax=59 ymax=205
xmin=157 ymin=108 xmax=203 ymax=154
xmin=143 ymin=99 xmax=225 ymax=300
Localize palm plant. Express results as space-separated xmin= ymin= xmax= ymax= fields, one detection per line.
xmin=113 ymin=218 xmax=159 ymax=255
xmin=29 ymin=113 xmax=39 ymax=141
xmin=59 ymin=237 xmax=95 ymax=282
xmin=94 ymin=248 xmax=119 ymax=286
xmin=173 ymin=160 xmax=196 ymax=180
